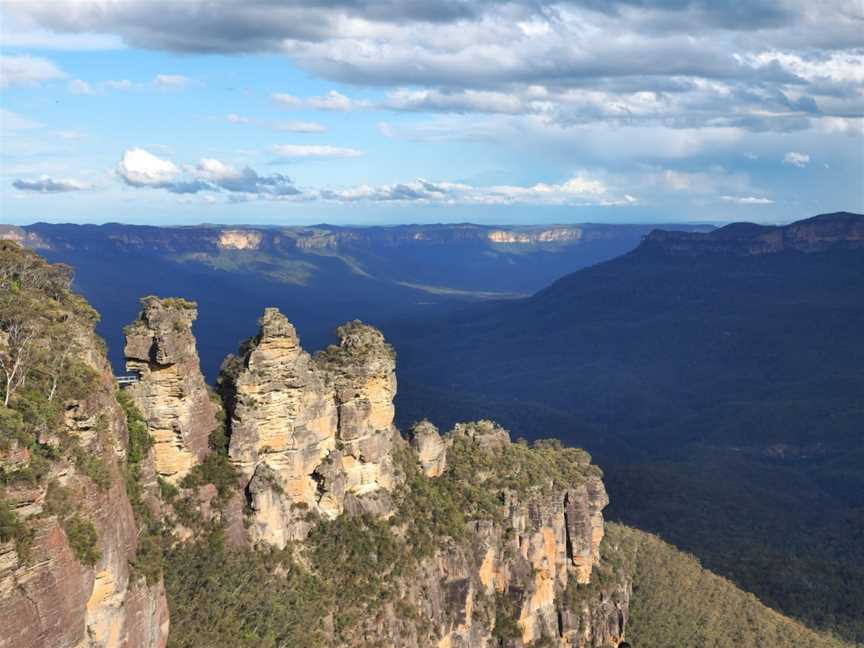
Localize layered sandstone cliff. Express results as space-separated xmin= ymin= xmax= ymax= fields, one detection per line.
xmin=123 ymin=297 xmax=219 ymax=483
xmin=387 ymin=421 xmax=627 ymax=648
xmin=218 ymin=308 xmax=398 ymax=546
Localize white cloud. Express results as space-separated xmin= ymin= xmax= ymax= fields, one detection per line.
xmin=721 ymin=195 xmax=774 ymax=204
xmin=68 ymin=79 xmax=97 ymax=95
xmin=384 ymin=88 xmax=528 ymax=114
xmin=0 ymin=55 xmax=66 ymax=88
xmin=271 ymin=144 xmax=363 ymax=159
xmin=153 ymin=73 xmax=190 ymax=89
xmin=115 ymin=149 xmax=300 ymax=196
xmin=226 ymin=113 xmax=250 ymax=124
xmin=116 ymin=147 xmax=181 ymax=187
xmin=783 ymin=151 xmax=810 ymax=167
xmin=318 ymin=175 xmax=633 ymax=206
xmin=12 ymin=176 xmax=91 ymax=192
xmin=273 ymin=90 xmax=370 ymax=111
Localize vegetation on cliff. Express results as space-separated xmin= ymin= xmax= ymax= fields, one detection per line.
xmin=0 ymin=241 xmax=108 ymax=562
xmin=164 ymin=424 xmax=609 ymax=647
xmin=608 ymin=523 xmax=851 ymax=648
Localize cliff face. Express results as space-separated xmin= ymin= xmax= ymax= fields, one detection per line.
xmin=218 ymin=308 xmax=398 ymax=546
xmin=123 ymin=297 xmax=219 ymax=483
xmin=0 ymin=243 xmax=168 ymax=648
xmin=644 ymin=211 xmax=864 ymax=256
xmin=488 ymin=228 xmax=582 ymax=244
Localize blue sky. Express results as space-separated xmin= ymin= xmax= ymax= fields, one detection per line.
xmin=1 ymin=0 xmax=862 ymax=226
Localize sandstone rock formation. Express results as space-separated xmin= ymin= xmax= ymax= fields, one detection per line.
xmin=124 ymin=297 xmax=219 ymax=483
xmin=430 ymin=423 xmax=623 ymax=648
xmin=218 ymin=309 xmax=399 ymax=546
xmin=408 ymin=419 xmax=447 ymax=477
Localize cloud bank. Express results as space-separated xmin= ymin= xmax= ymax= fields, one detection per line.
xmin=8 ymin=0 xmax=863 ymax=137
xmin=111 ymin=147 xmax=633 ymax=206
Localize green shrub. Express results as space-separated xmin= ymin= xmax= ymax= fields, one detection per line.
xmin=180 ymin=452 xmax=238 ymax=499
xmin=116 ymin=389 xmax=164 ymax=584
xmin=0 ymin=496 xmax=33 ymax=559
xmin=74 ymin=448 xmax=111 ymax=490
xmin=63 ymin=515 xmax=100 ymax=566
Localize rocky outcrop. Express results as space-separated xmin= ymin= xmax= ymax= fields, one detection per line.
xmin=0 ymin=225 xmax=50 ymax=249
xmin=408 ymin=420 xmax=448 ymax=477
xmin=644 ymin=211 xmax=864 ymax=256
xmin=217 ymin=230 xmax=263 ymax=250
xmin=434 ymin=423 xmax=623 ymax=648
xmin=218 ymin=309 xmax=399 ymax=546
xmin=488 ymin=227 xmax=582 ymax=244
xmin=124 ymin=297 xmax=219 ymax=483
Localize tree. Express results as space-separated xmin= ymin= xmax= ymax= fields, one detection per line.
xmin=0 ymin=241 xmax=74 ymax=407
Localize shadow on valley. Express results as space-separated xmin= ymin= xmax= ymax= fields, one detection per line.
xmin=390 ymin=212 xmax=864 ymax=643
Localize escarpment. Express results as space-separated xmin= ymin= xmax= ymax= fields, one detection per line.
xmin=123 ymin=297 xmax=219 ymax=483
xmin=0 ymin=242 xmax=168 ymax=648
xmin=217 ymin=308 xmax=398 ymax=546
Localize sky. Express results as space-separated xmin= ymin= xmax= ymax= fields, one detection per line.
xmin=0 ymin=0 xmax=862 ymax=226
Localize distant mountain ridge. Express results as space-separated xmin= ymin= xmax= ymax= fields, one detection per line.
xmin=644 ymin=211 xmax=864 ymax=256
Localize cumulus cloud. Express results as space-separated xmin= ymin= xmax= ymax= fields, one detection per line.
xmin=12 ymin=176 xmax=91 ymax=192
xmin=115 ymin=148 xmax=299 ymax=196
xmin=783 ymin=151 xmax=811 ymax=167
xmin=270 ymin=144 xmax=363 ymax=159
xmin=117 ymin=147 xmax=182 ymax=187
xmin=193 ymin=158 xmax=299 ymax=195
xmin=0 ymin=55 xmax=66 ymax=88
